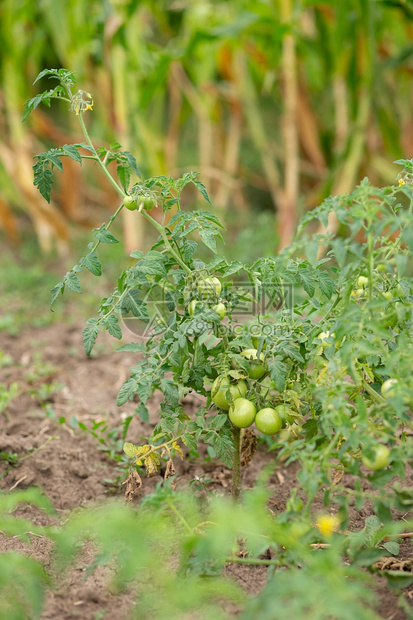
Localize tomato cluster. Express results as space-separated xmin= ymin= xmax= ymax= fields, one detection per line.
xmin=123 ymin=192 xmax=156 ymax=211
xmin=187 ymin=276 xmax=227 ymax=321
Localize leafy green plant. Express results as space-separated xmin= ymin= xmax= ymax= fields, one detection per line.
xmin=0 ymin=489 xmax=54 ymax=620
xmin=25 ymin=69 xmax=413 ymax=515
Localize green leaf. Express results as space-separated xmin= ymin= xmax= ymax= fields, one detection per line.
xmin=123 ymin=442 xmax=138 ymax=457
xmin=161 ymin=379 xmax=180 ymax=406
xmin=122 ymin=290 xmax=149 ymax=321
xmin=282 ymin=342 xmax=304 ymax=363
xmin=124 ymin=151 xmax=141 ymax=178
xmin=117 ymin=164 xmax=131 ymax=192
xmin=50 ymin=281 xmax=64 ymax=309
xmin=33 ymin=162 xmax=53 ymax=203
xmin=299 ymin=271 xmax=316 ymax=297
xmin=130 ymin=250 xmax=144 ymax=259
xmin=80 ymin=252 xmax=102 ymax=276
xmin=65 ymin=272 xmax=82 ymax=294
xmin=103 ymin=314 xmax=122 ymax=340
xmin=117 ymin=378 xmax=138 ymax=406
xmin=269 ymin=357 xmax=288 ymax=391
xmin=94 ymin=228 xmax=119 ymax=244
xmin=382 ymin=571 xmax=413 ymax=591
xmin=381 ymin=541 xmax=399 ymax=556
xmin=199 ymin=228 xmax=218 ymax=253
xmin=116 ymin=343 xmax=145 ymax=353
xmin=82 ymin=319 xmax=100 ymax=356
xmin=193 ymin=180 xmax=211 ymax=203
xmin=318 ymin=271 xmax=335 ymax=299
xmin=61 ymin=144 xmax=83 ymax=163
xmin=135 ymin=402 xmax=149 ymax=424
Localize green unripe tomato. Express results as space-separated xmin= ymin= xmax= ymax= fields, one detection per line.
xmin=197 ymin=276 xmax=222 ymax=298
xmin=396 ymin=284 xmax=407 ymax=298
xmin=377 ymin=263 xmax=387 ymax=273
xmin=381 ymin=378 xmax=398 ymax=399
xmin=143 ymin=196 xmax=155 ymax=211
xmin=240 ymin=348 xmax=266 ymax=380
xmin=362 ymin=445 xmax=390 ymax=471
xmin=274 ymin=404 xmax=295 ymax=428
xmin=188 ymin=300 xmax=199 ymax=317
xmin=212 ymin=302 xmax=226 ymax=320
xmin=354 ymin=288 xmax=366 ymax=297
xmin=357 ymin=276 xmax=369 ymax=288
xmin=229 ymin=398 xmax=257 ymax=428
xmin=255 ymin=408 xmax=282 ymax=435
xmin=317 ymin=332 xmax=333 ymax=348
xmin=211 ymin=376 xmax=247 ymax=411
xmin=252 ymin=337 xmax=267 ymax=350
xmin=382 ymin=291 xmax=393 ymax=301
xmin=123 ymin=195 xmax=138 ymax=210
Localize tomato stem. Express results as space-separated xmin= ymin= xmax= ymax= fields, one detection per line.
xmin=231 ymin=425 xmax=242 ymax=501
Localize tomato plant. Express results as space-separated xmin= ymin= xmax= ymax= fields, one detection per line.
xmin=25 ymin=69 xmax=413 ymax=517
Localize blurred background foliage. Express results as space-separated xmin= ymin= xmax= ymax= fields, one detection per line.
xmin=0 ymin=0 xmax=412 ymax=257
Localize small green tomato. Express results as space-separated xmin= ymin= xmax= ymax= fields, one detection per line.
xmin=317 ymin=332 xmax=333 ymax=348
xmin=357 ymin=276 xmax=369 ymax=288
xmin=240 ymin=348 xmax=266 ymax=380
xmin=123 ymin=195 xmax=137 ymax=210
xmin=229 ymin=398 xmax=257 ymax=428
xmin=252 ymin=337 xmax=267 ymax=350
xmin=212 ymin=302 xmax=226 ymax=320
xmin=381 ymin=378 xmax=398 ymax=399
xmin=362 ymin=445 xmax=390 ymax=471
xmin=197 ymin=276 xmax=222 ymax=298
xmin=188 ymin=300 xmax=199 ymax=317
xmin=255 ymin=408 xmax=282 ymax=435
xmin=211 ymin=376 xmax=247 ymax=411
xmin=143 ymin=196 xmax=156 ymax=210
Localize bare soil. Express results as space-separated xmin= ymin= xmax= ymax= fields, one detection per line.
xmin=0 ymin=322 xmax=412 ymax=619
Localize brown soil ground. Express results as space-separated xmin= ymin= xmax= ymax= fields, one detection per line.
xmin=0 ymin=322 xmax=412 ymax=619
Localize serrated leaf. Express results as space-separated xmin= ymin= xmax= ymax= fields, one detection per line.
xmin=80 ymin=252 xmax=102 ymax=276
xmin=193 ymin=180 xmax=211 ymax=203
xmin=50 ymin=282 xmax=64 ymax=309
xmin=123 ymin=442 xmax=139 ymax=457
xmin=82 ymin=320 xmax=100 ymax=356
xmin=199 ymin=228 xmax=218 ymax=253
xmin=103 ymin=314 xmax=122 ymax=339
xmin=117 ymin=164 xmax=131 ymax=192
xmin=94 ymin=228 xmax=119 ymax=244
xmin=318 ymin=272 xmax=335 ymax=299
xmin=117 ymin=378 xmax=138 ymax=406
xmin=124 ymin=151 xmax=141 ymax=178
xmin=62 ymin=144 xmax=83 ymax=163
xmin=65 ymin=272 xmax=82 ymax=294
xmin=130 ymin=250 xmax=144 ymax=259
xmin=269 ymin=358 xmax=289 ymax=391
xmin=282 ymin=342 xmax=304 ymax=363
xmin=33 ymin=163 xmax=53 ymax=203
xmin=161 ymin=379 xmax=180 ymax=405
xmin=122 ymin=290 xmax=149 ymax=321
xmin=116 ymin=343 xmax=145 ymax=353
xmin=299 ymin=271 xmax=316 ymax=297
xmin=135 ymin=402 xmax=149 ymax=424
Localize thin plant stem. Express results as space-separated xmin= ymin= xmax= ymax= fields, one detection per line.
xmin=231 ymin=425 xmax=242 ymax=501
